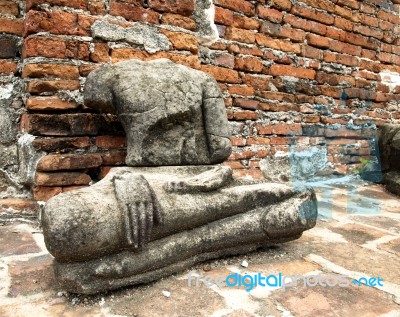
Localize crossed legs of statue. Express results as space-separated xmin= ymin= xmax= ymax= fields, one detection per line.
xmin=42 ymin=166 xmax=317 ymax=294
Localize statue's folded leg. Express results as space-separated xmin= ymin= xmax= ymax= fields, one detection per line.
xmin=54 ymin=191 xmax=317 ymax=294
xmin=43 ymin=167 xmax=302 ymax=263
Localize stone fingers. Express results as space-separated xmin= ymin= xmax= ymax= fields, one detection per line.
xmin=124 ymin=202 xmax=134 ymax=246
xmin=138 ymin=202 xmax=147 ymax=248
xmin=130 ymin=202 xmax=139 ymax=249
xmin=150 ymin=186 xmax=163 ymax=225
xmin=145 ymin=202 xmax=154 ymax=244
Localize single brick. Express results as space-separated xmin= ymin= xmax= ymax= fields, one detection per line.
xmin=284 ymin=14 xmax=327 ymax=35
xmin=257 ymin=6 xmax=283 ymax=23
xmin=234 ymin=98 xmax=259 ymax=110
xmin=161 ymin=30 xmax=198 ymax=53
xmin=334 ymin=16 xmax=353 ymax=31
xmin=96 ymin=135 xmax=127 ymax=149
xmin=110 ymin=2 xmax=159 ymax=24
xmin=111 ymin=48 xmax=148 ymax=63
xmin=214 ymin=0 xmax=255 ymax=16
xmin=334 ymin=5 xmax=352 ymax=19
xmin=326 ymin=26 xmax=346 ymax=41
xmin=256 ymin=123 xmax=302 ymax=135
xmin=214 ymin=53 xmax=235 ymax=68
xmin=344 ymin=32 xmax=378 ymax=50
xmin=228 ymin=85 xmax=255 ymax=96
xmin=148 ymin=52 xmax=201 ymax=69
xmin=90 ymin=43 xmax=110 ymax=63
xmin=301 ymin=45 xmax=323 ymax=60
xmin=377 ymin=9 xmax=400 ymax=24
xmin=329 ymin=39 xmax=362 ymax=56
xmin=0 ymin=0 xmax=19 ymax=15
xmin=89 ymin=1 xmax=106 ymax=15
xmin=235 ymin=56 xmax=263 ymax=73
xmin=28 ymin=80 xmax=81 ymax=94
xmin=37 ymin=153 xmax=103 ymax=171
xmin=269 ymin=64 xmax=316 ymax=79
xmin=201 ymin=65 xmax=241 ymax=84
xmin=225 ymin=27 xmax=256 ymax=44
xmin=0 ymin=60 xmax=17 ymax=74
xmin=271 ymin=0 xmax=292 ymax=11
xmin=233 ymin=110 xmax=258 ymax=120
xmin=247 ymin=137 xmax=271 ymax=145
xmin=0 ymin=37 xmax=18 ymax=58
xmin=22 ymin=64 xmax=79 ymax=79
xmin=0 ymin=17 xmax=23 ymax=35
xmin=300 ymin=0 xmax=335 ymax=13
xmin=161 ymin=13 xmax=196 ymax=30
xmin=260 ymin=20 xmax=281 ymax=37
xmin=242 ymin=74 xmax=271 ymax=91
xmin=306 ymin=33 xmax=330 ymax=48
xmin=336 ymin=0 xmax=359 ymax=10
xmin=148 ymin=0 xmax=194 ymax=16
xmin=353 ymin=24 xmax=384 ymax=40
xmin=228 ymin=45 xmax=263 ymax=56
xmin=256 ymin=34 xmax=301 ymax=53
xmin=27 ymin=0 xmax=87 ymax=10
xmin=214 ymin=6 xmax=234 ymax=25
xmin=291 ymin=4 xmax=334 ymax=25
xmin=35 ymin=172 xmax=91 ymax=186
xmin=232 ymin=15 xmax=260 ymax=30
xmin=27 ymin=97 xmax=78 ymax=111
xmin=32 ymin=137 xmax=90 ymax=152
xmin=280 ymin=26 xmax=306 ymax=42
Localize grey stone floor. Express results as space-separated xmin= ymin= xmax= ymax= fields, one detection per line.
xmin=0 ymin=181 xmax=399 ymax=317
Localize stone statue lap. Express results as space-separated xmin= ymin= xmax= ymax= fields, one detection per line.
xmin=42 ymin=59 xmax=318 ymax=294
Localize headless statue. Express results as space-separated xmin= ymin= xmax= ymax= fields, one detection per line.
xmin=41 ymin=59 xmax=318 ymax=294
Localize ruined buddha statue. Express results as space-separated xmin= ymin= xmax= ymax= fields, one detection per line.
xmin=42 ymin=59 xmax=318 ymax=294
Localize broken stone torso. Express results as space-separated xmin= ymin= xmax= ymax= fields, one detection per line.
xmin=42 ymin=59 xmax=318 ymax=294
xmin=85 ymin=59 xmax=232 ymax=166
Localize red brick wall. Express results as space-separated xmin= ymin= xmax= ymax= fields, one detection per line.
xmin=2 ymin=0 xmax=399 ymax=201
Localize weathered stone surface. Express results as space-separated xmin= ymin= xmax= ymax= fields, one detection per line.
xmin=379 ymin=124 xmax=400 ymax=195
xmin=384 ymin=171 xmax=400 ymax=196
xmin=379 ymin=124 xmax=400 ymax=172
xmin=84 ymin=59 xmax=232 ymax=166
xmin=260 ymin=147 xmax=329 ymax=182
xmin=43 ymin=166 xmax=317 ymax=293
